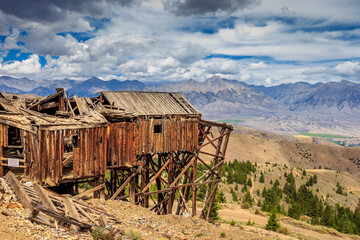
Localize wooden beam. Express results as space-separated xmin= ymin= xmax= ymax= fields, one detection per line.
xmin=73 ymin=184 xmax=105 ymax=199
xmin=63 ymin=196 xmax=82 ymax=231
xmin=29 ymin=89 xmax=64 ymax=110
xmin=33 ymin=184 xmax=59 ymax=230
xmin=19 ymin=108 xmax=56 ymax=123
xmin=141 ymin=157 xmax=172 ymax=194
xmin=62 ymin=153 xmax=74 ymax=166
xmin=5 ymin=171 xmax=33 ymax=208
xmin=192 ymin=157 xmax=197 ymax=217
xmin=75 ymin=204 xmax=99 ymax=226
xmin=100 ymin=214 xmax=108 ymax=228
xmin=199 ymin=127 xmax=219 ymax=153
xmin=195 ymin=158 xmax=224 ymax=182
xmin=169 ymin=155 xmax=196 ymax=188
xmin=64 ymin=92 xmax=75 ymax=117
xmin=34 ymin=204 xmax=91 ymax=229
xmin=110 ymin=165 xmax=143 ymax=200
xmin=33 ymin=184 xmax=58 ymax=211
xmin=196 ymin=131 xmax=231 ymax=151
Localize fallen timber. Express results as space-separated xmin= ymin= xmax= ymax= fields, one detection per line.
xmin=2 ymin=171 xmax=116 ymax=231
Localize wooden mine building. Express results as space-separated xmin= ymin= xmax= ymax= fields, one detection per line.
xmin=0 ymin=88 xmax=232 ymax=220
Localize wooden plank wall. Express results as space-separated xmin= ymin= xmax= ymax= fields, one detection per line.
xmin=136 ymin=116 xmax=199 ymax=155
xmin=29 ymin=126 xmax=108 ymax=185
xmin=0 ymin=123 xmax=8 ymax=152
xmin=107 ymin=122 xmax=136 ymax=168
xmin=33 ymin=129 xmax=63 ymax=185
xmin=0 ymin=124 xmax=8 ymax=176
xmin=72 ymin=127 xmax=108 ymax=178
xmin=108 ymin=117 xmax=199 ymax=167
xmin=1 ymin=116 xmax=199 ymax=182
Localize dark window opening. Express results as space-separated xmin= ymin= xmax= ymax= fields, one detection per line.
xmin=154 ymin=124 xmax=162 ymax=133
xmin=64 ymin=135 xmax=78 ymax=153
xmin=8 ymin=126 xmax=21 ymax=146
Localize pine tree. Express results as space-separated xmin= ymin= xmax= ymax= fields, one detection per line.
xmin=266 ymin=211 xmax=280 ymax=231
xmin=243 ymin=191 xmax=254 ymax=206
xmin=232 ymin=190 xmax=238 ymax=202
xmin=313 ymin=174 xmax=318 ymax=184
xmin=288 ymin=203 xmax=301 ymax=220
xmin=259 ymin=172 xmax=265 ymax=183
xmin=247 ymin=178 xmax=252 ymax=187
xmin=207 ymin=193 xmax=221 ymax=220
xmin=217 ymin=190 xmax=226 ymax=203
xmin=336 ymin=182 xmax=343 ymax=195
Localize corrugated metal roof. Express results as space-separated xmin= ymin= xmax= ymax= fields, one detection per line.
xmin=100 ymin=91 xmax=200 ymax=116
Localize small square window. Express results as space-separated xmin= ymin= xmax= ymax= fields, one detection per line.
xmin=154 ymin=124 xmax=162 ymax=133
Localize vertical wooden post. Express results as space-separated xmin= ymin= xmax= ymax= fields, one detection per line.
xmin=167 ymin=155 xmax=173 ymax=214
xmin=134 ymin=171 xmax=139 ymax=203
xmin=141 ymin=156 xmax=149 ymax=208
xmin=192 ymin=157 xmax=197 ymax=217
xmin=99 ymin=175 xmax=105 ymax=200
xmin=0 ymin=125 xmax=3 ymax=177
xmin=205 ymin=127 xmax=228 ymax=221
xmin=111 ymin=169 xmax=116 ymax=196
xmin=93 ymin=178 xmax=99 ymax=198
xmin=129 ymin=168 xmax=136 ymax=204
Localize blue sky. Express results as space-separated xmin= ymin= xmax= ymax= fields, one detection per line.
xmin=0 ymin=0 xmax=360 ymax=85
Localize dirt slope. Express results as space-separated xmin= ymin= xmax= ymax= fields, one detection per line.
xmin=216 ymin=126 xmax=360 ymax=173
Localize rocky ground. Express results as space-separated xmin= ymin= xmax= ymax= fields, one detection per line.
xmin=0 ymin=183 xmax=276 ymax=240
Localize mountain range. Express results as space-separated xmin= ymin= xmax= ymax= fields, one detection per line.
xmin=1 ymin=75 xmax=360 ymax=135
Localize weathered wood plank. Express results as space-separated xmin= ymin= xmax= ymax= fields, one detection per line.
xmin=73 ymin=184 xmax=105 ymax=199
xmin=5 ymin=171 xmax=33 ymax=208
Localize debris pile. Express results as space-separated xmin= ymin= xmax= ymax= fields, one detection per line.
xmin=1 ymin=171 xmax=266 ymax=240
xmin=1 ymin=171 xmax=118 ymax=239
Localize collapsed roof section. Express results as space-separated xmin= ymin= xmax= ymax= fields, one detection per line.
xmin=0 ymin=88 xmax=201 ymax=131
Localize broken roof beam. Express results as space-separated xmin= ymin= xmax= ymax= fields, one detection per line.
xmin=29 ymin=88 xmax=64 ymax=110
xmin=64 ymin=92 xmax=75 ymax=117
xmin=73 ymin=95 xmax=87 ymax=116
xmin=19 ymin=107 xmax=56 ymax=123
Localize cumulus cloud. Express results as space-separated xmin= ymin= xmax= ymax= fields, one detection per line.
xmin=169 ymin=42 xmax=207 ymax=64
xmin=334 ymin=61 xmax=360 ymax=76
xmin=162 ymin=0 xmax=258 ymax=16
xmin=1 ymin=0 xmax=360 ymax=85
xmin=0 ymin=54 xmax=41 ymax=75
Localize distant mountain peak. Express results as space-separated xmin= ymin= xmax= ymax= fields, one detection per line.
xmin=206 ymin=75 xmax=224 ymax=83
xmin=87 ymin=77 xmax=102 ymax=82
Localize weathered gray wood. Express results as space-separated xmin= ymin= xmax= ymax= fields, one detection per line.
xmin=63 ymin=196 xmax=80 ymax=220
xmin=73 ymin=184 xmax=105 ymax=199
xmin=100 ymin=214 xmax=108 ymax=227
xmin=75 ymin=204 xmax=99 ymax=226
xmin=35 ymin=204 xmax=91 ymax=229
xmin=5 ymin=171 xmax=33 ymax=208
xmin=33 ymin=184 xmax=57 ymax=211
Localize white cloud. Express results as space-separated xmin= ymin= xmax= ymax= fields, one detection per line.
xmin=334 ymin=61 xmax=360 ymax=75
xmin=249 ymin=61 xmax=267 ymax=69
xmin=0 ymin=0 xmax=360 ymax=85
xmin=0 ymin=54 xmax=41 ymax=75
xmin=303 ymin=61 xmax=360 ymax=82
